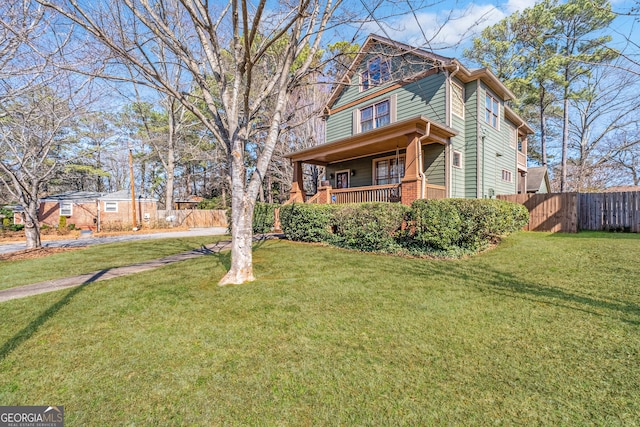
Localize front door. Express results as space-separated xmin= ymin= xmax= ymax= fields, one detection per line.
xmin=336 ymin=171 xmax=349 ymax=188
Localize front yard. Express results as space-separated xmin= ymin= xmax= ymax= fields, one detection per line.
xmin=0 ymin=232 xmax=638 ymax=424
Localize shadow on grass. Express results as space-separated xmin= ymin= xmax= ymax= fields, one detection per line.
xmin=0 ymin=269 xmax=110 ymax=362
xmin=420 ymin=261 xmax=640 ymax=326
xmin=548 ymin=231 xmax=640 ymax=240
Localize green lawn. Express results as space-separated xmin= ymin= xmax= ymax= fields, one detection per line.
xmin=0 ymin=232 xmax=638 ymax=425
xmin=0 ymin=236 xmax=228 ymax=290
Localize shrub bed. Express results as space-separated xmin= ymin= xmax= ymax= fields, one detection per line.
xmin=253 ymin=202 xmax=279 ymax=234
xmin=332 ymin=203 xmax=408 ymax=252
xmin=279 ymin=203 xmax=339 ymax=243
xmin=279 ymin=199 xmax=528 ymax=257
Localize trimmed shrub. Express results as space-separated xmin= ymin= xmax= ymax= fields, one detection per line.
xmin=407 ymin=200 xmax=463 ymax=251
xmin=279 ymin=203 xmax=338 ymax=243
xmin=253 ymin=202 xmax=279 ymax=234
xmin=407 ymin=198 xmax=529 ymax=253
xmin=332 ymin=203 xmax=408 ymax=252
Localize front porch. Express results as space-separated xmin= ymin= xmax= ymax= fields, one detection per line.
xmin=286 ymin=115 xmax=456 ymax=205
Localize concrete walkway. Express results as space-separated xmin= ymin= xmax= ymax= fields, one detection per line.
xmin=0 ymin=239 xmax=236 ymax=303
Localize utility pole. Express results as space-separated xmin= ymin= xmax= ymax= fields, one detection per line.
xmin=129 ymin=148 xmax=138 ymax=230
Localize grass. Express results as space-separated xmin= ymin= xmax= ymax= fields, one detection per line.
xmin=0 ymin=231 xmax=639 ymax=425
xmin=0 ymin=236 xmax=228 ymax=290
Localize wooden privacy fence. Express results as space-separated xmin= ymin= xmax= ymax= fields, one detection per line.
xmin=578 ymin=192 xmax=640 ymax=232
xmin=157 ymin=209 xmax=228 ymax=228
xmin=498 ymin=191 xmax=640 ymax=233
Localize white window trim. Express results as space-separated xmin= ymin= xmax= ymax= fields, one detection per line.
xmin=501 ymin=169 xmax=513 ymax=182
xmin=451 ymin=81 xmax=465 ymax=119
xmin=104 ymin=201 xmax=119 ymax=213
xmin=359 ymin=56 xmax=391 ymax=92
xmin=372 ymin=153 xmax=406 ymax=185
xmin=452 ymin=150 xmax=463 ymax=169
xmin=485 ymin=90 xmax=500 ymax=130
xmin=59 ymin=201 xmax=73 ymax=216
xmin=353 ymin=95 xmax=396 ymax=134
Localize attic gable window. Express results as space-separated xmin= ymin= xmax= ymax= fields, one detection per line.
xmin=360 ymin=57 xmax=391 ymax=91
xmin=451 ymin=81 xmax=464 ymax=118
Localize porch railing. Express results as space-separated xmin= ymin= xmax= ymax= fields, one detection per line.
xmin=331 ymin=184 xmax=402 ymax=204
xmin=517 ymin=151 xmax=527 ymax=167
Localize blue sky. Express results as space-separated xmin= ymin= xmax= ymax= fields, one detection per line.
xmin=335 ymin=0 xmax=639 ymax=61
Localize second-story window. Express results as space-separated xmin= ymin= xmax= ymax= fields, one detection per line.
xmin=360 ymin=99 xmax=390 ymax=132
xmin=485 ymin=92 xmax=499 ymax=129
xmin=361 ymin=57 xmax=391 ymax=91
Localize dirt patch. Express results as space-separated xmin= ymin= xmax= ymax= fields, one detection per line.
xmin=0 ymin=246 xmax=83 ymax=261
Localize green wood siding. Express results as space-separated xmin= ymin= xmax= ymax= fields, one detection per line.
xmin=464 ymin=80 xmax=479 ymax=198
xmin=450 ymin=77 xmax=467 ymax=198
xmin=395 ymin=74 xmax=447 ymax=124
xmin=423 ymin=144 xmax=445 ymax=186
xmin=477 ymin=82 xmax=517 ymax=197
xmin=326 ymin=73 xmax=447 ymax=143
xmin=325 ymin=151 xmax=404 ymax=188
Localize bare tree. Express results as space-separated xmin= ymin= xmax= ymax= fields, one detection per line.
xmin=0 ymin=0 xmax=91 ymax=248
xmin=566 ymin=66 xmax=640 ymax=190
xmin=38 ymin=0 xmax=343 ymax=284
xmin=0 ymin=78 xmax=91 ymax=248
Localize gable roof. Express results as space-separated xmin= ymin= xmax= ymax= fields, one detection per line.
xmin=325 ymin=34 xmax=516 ymax=113
xmin=41 ymin=191 xmax=103 ymax=202
xmin=527 ymin=166 xmax=551 ymax=193
xmin=99 ymin=190 xmax=157 ymax=201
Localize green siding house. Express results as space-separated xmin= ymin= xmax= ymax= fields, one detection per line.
xmin=286 ymin=34 xmax=536 ymax=205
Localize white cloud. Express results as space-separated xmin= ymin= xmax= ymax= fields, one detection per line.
xmin=361 ymin=0 xmax=543 ymax=56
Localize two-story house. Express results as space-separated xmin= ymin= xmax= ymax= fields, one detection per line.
xmin=286 ymin=34 xmax=539 ymax=205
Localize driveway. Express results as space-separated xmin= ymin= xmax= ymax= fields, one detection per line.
xmin=0 ymin=227 xmax=229 ymax=255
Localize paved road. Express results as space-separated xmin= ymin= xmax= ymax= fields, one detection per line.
xmin=0 ymin=227 xmax=229 ymax=255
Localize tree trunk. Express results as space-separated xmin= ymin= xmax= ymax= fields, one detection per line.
xmin=218 ymin=153 xmax=256 ymax=286
xmin=561 ymin=95 xmax=569 ymax=192
xmin=23 ymin=201 xmax=41 ymax=249
xmin=539 ymin=86 xmax=547 ymax=166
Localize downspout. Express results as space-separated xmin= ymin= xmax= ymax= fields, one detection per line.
xmin=477 ymin=81 xmax=483 ymax=198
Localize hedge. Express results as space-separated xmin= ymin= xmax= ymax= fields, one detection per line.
xmin=332 ymin=203 xmax=409 ymax=252
xmin=279 ymin=199 xmax=528 ymax=257
xmin=253 ymin=202 xmax=279 ymax=234
xmin=279 ymin=203 xmax=338 ymax=243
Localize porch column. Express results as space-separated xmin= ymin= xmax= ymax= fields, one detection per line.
xmin=401 ymin=133 xmax=421 ymax=205
xmin=289 ymin=161 xmax=306 ymax=203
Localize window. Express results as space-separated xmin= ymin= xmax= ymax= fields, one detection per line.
xmin=485 ymin=92 xmax=499 ymax=129
xmin=374 ymin=155 xmax=405 ymax=185
xmin=104 ymin=201 xmax=118 ymax=212
xmin=361 ymin=57 xmax=391 ymax=91
xmin=451 ymin=82 xmax=464 ymax=118
xmin=453 ymin=150 xmax=462 ymax=168
xmin=60 ymin=201 xmax=72 ymax=216
xmin=360 ymin=99 xmax=390 ymax=132
xmin=501 ymin=169 xmax=513 ymax=182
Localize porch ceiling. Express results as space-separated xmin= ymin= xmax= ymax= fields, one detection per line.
xmin=286 ymin=115 xmax=457 ymax=165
